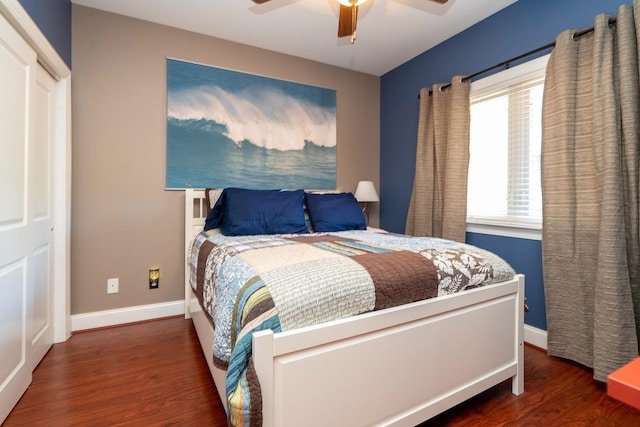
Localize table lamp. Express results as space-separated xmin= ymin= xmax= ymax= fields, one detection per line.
xmin=354 ymin=180 xmax=379 ymax=224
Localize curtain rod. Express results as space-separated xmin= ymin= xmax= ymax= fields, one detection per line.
xmin=419 ymin=20 xmax=614 ymax=98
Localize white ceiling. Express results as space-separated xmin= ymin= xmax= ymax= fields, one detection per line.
xmin=71 ymin=0 xmax=518 ymax=76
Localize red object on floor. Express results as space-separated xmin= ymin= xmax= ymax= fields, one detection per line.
xmin=608 ymin=357 xmax=640 ymax=410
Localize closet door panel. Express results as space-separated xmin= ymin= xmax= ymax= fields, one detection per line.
xmin=29 ymin=64 xmax=55 ymax=369
xmin=0 ymin=11 xmax=36 ymax=424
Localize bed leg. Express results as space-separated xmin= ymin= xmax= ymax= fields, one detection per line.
xmin=512 ymin=274 xmax=525 ymax=395
xmin=253 ymin=330 xmax=275 ymax=427
xmin=511 ymin=342 xmax=524 ymax=395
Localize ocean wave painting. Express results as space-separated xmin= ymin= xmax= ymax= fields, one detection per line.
xmin=166 ymin=58 xmax=337 ymax=190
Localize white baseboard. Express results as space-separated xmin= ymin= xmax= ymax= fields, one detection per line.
xmin=524 ymin=324 xmax=547 ymax=350
xmin=71 ymin=300 xmax=185 ymax=332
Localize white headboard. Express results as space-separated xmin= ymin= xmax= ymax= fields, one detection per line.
xmin=184 ymin=189 xmax=207 ymax=318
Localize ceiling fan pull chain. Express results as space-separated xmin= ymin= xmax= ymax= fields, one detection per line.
xmin=351 ymin=3 xmax=357 ymax=44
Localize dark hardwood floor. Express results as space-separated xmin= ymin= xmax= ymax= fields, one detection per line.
xmin=4 ymin=316 xmax=640 ymax=426
xmin=4 ymin=316 xmax=226 ymax=427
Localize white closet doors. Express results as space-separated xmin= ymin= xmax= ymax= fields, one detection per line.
xmin=0 ymin=11 xmax=56 ymax=422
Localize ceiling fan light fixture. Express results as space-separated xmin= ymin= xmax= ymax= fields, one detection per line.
xmin=336 ymin=0 xmax=368 ymax=7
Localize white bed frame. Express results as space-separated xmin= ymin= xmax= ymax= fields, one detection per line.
xmin=184 ymin=189 xmax=524 ymax=426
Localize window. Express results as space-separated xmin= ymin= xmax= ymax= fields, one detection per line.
xmin=466 ymin=54 xmax=548 ymax=239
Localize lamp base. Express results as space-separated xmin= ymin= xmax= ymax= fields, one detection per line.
xmin=360 ymin=202 xmax=369 ymax=226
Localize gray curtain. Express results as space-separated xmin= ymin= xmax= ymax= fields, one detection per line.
xmin=406 ymin=77 xmax=470 ymax=242
xmin=541 ymin=2 xmax=640 ymax=381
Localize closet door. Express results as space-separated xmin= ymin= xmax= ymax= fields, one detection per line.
xmin=29 ymin=64 xmax=56 ymax=370
xmin=0 ymin=11 xmax=37 ymax=423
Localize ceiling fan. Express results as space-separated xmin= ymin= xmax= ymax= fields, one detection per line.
xmin=252 ymin=0 xmax=449 ymax=44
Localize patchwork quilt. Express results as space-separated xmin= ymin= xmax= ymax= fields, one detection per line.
xmin=188 ymin=229 xmax=515 ymax=426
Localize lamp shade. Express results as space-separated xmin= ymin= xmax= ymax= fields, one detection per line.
xmin=354 ymin=181 xmax=379 ymax=202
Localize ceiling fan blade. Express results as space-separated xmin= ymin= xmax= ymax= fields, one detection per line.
xmin=252 ymin=0 xmax=272 ymax=3
xmin=338 ymin=4 xmax=358 ymax=37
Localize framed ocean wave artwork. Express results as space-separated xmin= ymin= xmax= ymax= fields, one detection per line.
xmin=166 ymin=58 xmax=337 ymax=190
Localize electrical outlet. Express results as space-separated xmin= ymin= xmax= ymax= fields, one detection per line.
xmin=107 ymin=278 xmax=119 ymax=294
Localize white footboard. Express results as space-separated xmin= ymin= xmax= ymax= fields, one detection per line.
xmin=253 ymin=274 xmax=524 ymax=427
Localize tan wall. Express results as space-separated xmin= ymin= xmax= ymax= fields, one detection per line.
xmin=71 ymin=5 xmax=380 ymax=315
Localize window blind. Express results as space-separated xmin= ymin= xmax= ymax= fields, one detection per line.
xmin=467 ymin=70 xmax=544 ymax=229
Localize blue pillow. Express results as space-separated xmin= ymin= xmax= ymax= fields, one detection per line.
xmin=204 ymin=189 xmax=227 ymax=231
xmin=305 ymin=192 xmax=366 ymax=232
xmin=205 ymin=188 xmax=309 ymax=236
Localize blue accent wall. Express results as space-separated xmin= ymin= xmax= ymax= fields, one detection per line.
xmin=381 ymin=0 xmax=628 ymax=330
xmin=18 ymin=0 xmax=71 ymax=68
xmin=467 ymin=233 xmax=545 ymax=329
